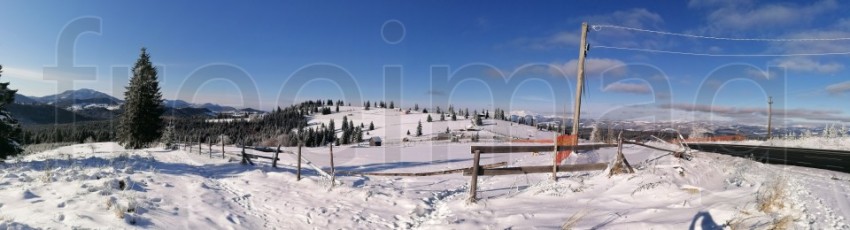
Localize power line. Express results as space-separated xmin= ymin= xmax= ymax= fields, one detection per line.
xmin=591 ymin=45 xmax=850 ymax=57
xmin=591 ymin=24 xmax=850 ymax=42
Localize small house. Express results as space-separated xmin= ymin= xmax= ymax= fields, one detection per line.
xmin=369 ymin=136 xmax=383 ymax=146
xmin=432 ymin=133 xmax=451 ymax=141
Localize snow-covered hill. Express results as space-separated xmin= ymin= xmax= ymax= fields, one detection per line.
xmin=2 ymin=108 xmax=848 ymax=229
xmin=32 ymin=88 xmax=122 ymax=105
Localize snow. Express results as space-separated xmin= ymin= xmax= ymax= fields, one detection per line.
xmin=66 ymin=103 xmax=121 ymax=111
xmin=1 ymin=107 xmax=848 ymax=229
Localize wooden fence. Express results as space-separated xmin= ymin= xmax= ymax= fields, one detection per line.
xmin=465 ymin=143 xmax=625 ymax=203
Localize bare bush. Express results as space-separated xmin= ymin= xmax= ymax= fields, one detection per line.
xmin=757 ymin=176 xmax=787 ymax=213
xmin=260 ymin=137 xmax=279 ymax=147
xmin=22 ymin=142 xmax=76 ymax=155
xmin=218 ymin=135 xmax=231 ymax=146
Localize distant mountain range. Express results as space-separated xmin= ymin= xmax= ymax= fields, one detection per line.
xmin=29 ymin=88 xmax=123 ymax=105
xmin=9 ymin=88 xmax=264 ymax=124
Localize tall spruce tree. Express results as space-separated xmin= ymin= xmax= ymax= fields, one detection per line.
xmin=119 ymin=48 xmax=165 ymax=149
xmin=416 ymin=120 xmax=423 ymax=136
xmin=0 ymin=64 xmax=23 ymax=158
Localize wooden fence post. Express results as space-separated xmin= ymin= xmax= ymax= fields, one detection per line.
xmin=297 ymin=144 xmax=302 ymax=181
xmin=468 ymin=149 xmax=481 ymax=203
xmin=273 ymin=145 xmax=281 ymax=168
xmin=241 ymin=143 xmax=247 ymax=165
xmin=221 ymin=138 xmax=225 ymax=159
xmin=552 ymin=134 xmax=558 ymax=181
xmin=329 ymin=144 xmax=335 ymax=188
xmin=622 ymin=140 xmax=634 ymax=173
xmin=609 ymin=132 xmax=634 ymax=176
xmin=198 ymin=137 xmax=202 ymax=155
xmin=208 ymin=138 xmax=212 ymax=158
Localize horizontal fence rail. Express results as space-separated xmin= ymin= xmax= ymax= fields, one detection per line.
xmin=470 ymin=143 xmax=617 ymax=154
xmin=463 ymin=163 xmax=608 ymax=176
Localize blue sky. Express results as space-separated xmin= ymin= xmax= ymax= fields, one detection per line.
xmin=1 ymin=0 xmax=850 ymax=125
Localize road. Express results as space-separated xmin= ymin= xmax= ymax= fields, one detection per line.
xmin=686 ymin=143 xmax=850 ymax=173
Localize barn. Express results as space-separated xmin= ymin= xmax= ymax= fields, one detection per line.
xmin=369 ymin=136 xmax=382 ymax=146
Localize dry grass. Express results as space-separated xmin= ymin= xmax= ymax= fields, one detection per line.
xmin=631 ymin=181 xmax=671 ymax=196
xmin=757 ymin=177 xmax=787 ymax=213
xmin=681 ymin=187 xmax=700 ymax=195
xmin=769 ymin=215 xmax=793 ymax=230
xmin=113 ymin=204 xmax=126 ymax=219
xmin=105 ymin=197 xmax=117 ymax=210
xmin=561 ymin=209 xmax=588 ymax=230
xmin=724 ymin=217 xmax=746 ymax=230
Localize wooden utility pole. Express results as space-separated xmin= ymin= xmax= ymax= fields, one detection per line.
xmin=571 ymin=22 xmax=590 ymax=137
xmin=767 ymin=96 xmax=773 ymax=139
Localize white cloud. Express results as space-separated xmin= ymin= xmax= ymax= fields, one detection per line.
xmin=826 ymin=81 xmax=850 ymax=95
xmin=649 ymin=74 xmax=668 ymax=81
xmin=549 ymin=58 xmax=627 ymax=77
xmin=2 ymin=67 xmax=44 ymax=81
xmin=703 ymin=0 xmax=837 ymax=32
xmin=772 ymin=57 xmax=843 ymax=74
xmin=508 ymin=8 xmax=664 ymax=50
xmin=587 ymin=8 xmax=663 ymax=29
xmin=509 ymin=31 xmax=585 ymax=50
xmin=744 ymin=68 xmax=772 ymax=80
xmin=603 ymin=81 xmax=651 ymax=94
xmin=707 ymin=46 xmax=723 ymax=53
xmin=483 ymin=65 xmax=550 ymax=79
xmin=661 ymin=103 xmax=850 ymax=122
xmin=775 ymin=30 xmax=850 ymax=55
xmin=687 ymin=0 xmax=754 ymax=8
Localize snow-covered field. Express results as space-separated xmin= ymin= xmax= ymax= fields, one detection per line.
xmin=2 ymin=108 xmax=848 ymax=229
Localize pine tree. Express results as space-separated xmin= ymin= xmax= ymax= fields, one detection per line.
xmin=440 ymin=113 xmax=445 ymax=121
xmin=353 ymin=127 xmax=362 ymax=143
xmin=161 ymin=121 xmax=176 ymax=150
xmin=389 ymin=101 xmax=395 ymax=109
xmin=0 ymin=64 xmax=23 ymax=158
xmin=369 ymin=121 xmax=375 ymax=131
xmin=416 ymin=120 xmax=423 ymax=136
xmin=427 ymin=114 xmax=433 ymax=122
xmin=451 ymin=112 xmax=457 ymax=121
xmin=118 ymin=48 xmax=165 ymax=149
xmin=328 ymin=119 xmax=336 ymax=144
xmin=341 ymin=116 xmax=349 ymax=144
